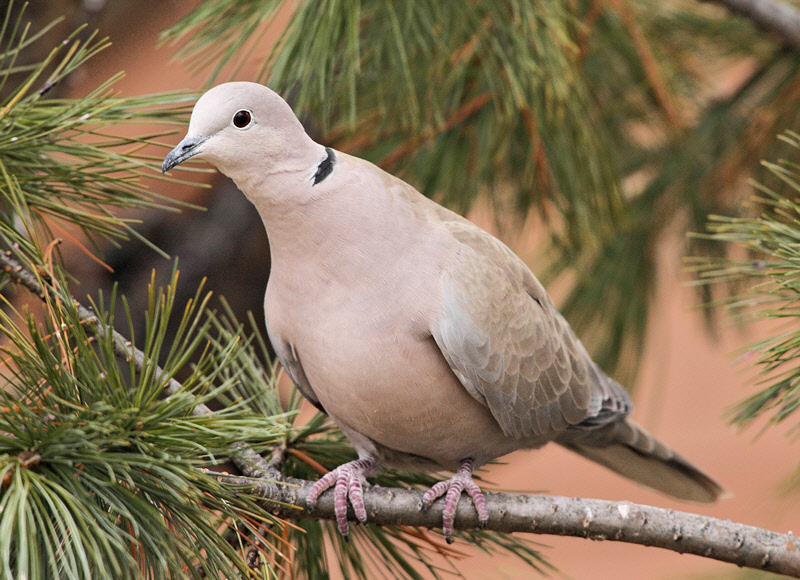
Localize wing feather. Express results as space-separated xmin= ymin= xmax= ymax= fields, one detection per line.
xmin=266 ymin=325 xmax=325 ymax=414
xmin=431 ymin=218 xmax=630 ymax=440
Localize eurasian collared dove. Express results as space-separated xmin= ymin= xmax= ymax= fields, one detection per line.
xmin=163 ymin=82 xmax=726 ymax=542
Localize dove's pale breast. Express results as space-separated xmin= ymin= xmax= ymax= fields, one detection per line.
xmin=263 ymin=155 xmax=526 ymax=470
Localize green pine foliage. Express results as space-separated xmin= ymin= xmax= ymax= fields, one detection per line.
xmin=0 ymin=4 xmax=284 ymax=578
xmin=163 ymin=0 xmax=624 ymax=241
xmin=691 ymin=131 xmax=800 ymax=431
xmin=0 ymin=5 xmax=198 ymax=255
xmin=0 ymin=269 xmax=286 ymax=579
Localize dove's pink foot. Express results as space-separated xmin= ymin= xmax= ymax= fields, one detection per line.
xmin=306 ymin=457 xmax=378 ymax=540
xmin=421 ymin=458 xmax=489 ymax=543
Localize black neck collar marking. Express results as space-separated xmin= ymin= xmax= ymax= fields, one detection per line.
xmin=312 ymin=147 xmax=336 ymax=185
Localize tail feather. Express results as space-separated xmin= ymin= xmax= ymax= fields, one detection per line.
xmin=558 ymin=418 xmax=727 ymax=503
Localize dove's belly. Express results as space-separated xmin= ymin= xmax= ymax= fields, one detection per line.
xmin=262 ymin=211 xmax=543 ymax=471
xmin=277 ymin=300 xmax=531 ymax=471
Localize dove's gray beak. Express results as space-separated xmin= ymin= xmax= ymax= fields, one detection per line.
xmin=162 ymin=135 xmax=208 ymax=174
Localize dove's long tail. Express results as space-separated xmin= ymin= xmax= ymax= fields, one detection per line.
xmin=558 ymin=418 xmax=728 ymax=503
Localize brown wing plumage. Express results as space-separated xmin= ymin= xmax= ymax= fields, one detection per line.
xmin=431 ymin=217 xmax=631 ymax=441
xmin=429 ymin=212 xmax=725 ymax=502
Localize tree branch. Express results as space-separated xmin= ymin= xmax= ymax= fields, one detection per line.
xmin=702 ymin=0 xmax=800 ymax=50
xmin=233 ymin=443 xmax=800 ymax=577
xmin=3 ymin=250 xmax=799 ymax=577
xmin=375 ymin=92 xmax=492 ymax=169
xmin=608 ymin=0 xmax=686 ymax=130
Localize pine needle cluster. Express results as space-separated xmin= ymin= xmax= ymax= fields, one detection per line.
xmin=0 ymin=269 xmax=288 ymax=579
xmin=692 ymin=131 xmax=800 ymax=432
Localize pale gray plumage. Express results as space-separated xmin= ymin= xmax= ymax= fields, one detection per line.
xmin=163 ymin=82 xmax=726 ymax=541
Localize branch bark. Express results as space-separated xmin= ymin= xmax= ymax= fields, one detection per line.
xmin=702 ymin=0 xmax=800 ymax=50
xmin=231 ymin=445 xmax=800 ymax=577
xmin=2 ymin=250 xmax=799 ymax=577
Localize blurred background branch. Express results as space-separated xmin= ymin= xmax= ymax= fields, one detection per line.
xmin=705 ymin=0 xmax=800 ymax=49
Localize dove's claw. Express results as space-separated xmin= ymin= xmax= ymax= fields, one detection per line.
xmin=307 ymin=457 xmax=377 ymax=538
xmin=420 ymin=458 xmax=488 ymax=541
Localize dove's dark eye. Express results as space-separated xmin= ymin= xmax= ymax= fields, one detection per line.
xmin=232 ymin=110 xmax=252 ymax=129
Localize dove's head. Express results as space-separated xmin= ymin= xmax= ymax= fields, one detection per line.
xmin=162 ymin=82 xmax=319 ymax=188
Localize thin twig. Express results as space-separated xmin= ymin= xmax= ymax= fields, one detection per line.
xmin=704 ymin=68 xmax=800 ymax=204
xmin=377 ymin=92 xmax=493 ymax=169
xmin=576 ymin=0 xmax=603 ymax=63
xmin=267 ymin=443 xmax=289 ymax=470
xmin=607 ymin=0 xmax=686 ymax=130
xmin=333 ymin=91 xmax=492 ymax=162
xmin=520 ymin=107 xmax=553 ymax=190
xmin=3 ymin=250 xmax=799 ymax=576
